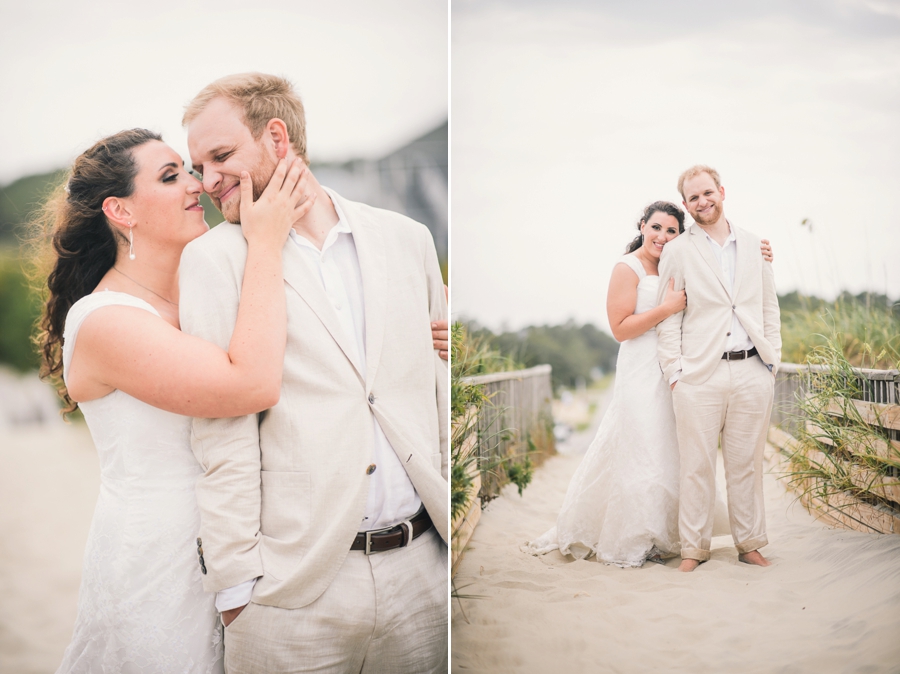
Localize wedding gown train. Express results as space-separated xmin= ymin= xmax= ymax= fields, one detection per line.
xmin=523 ymin=254 xmax=728 ymax=567
xmin=57 ymin=291 xmax=223 ymax=674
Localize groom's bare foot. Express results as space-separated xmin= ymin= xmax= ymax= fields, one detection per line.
xmin=738 ymin=550 xmax=771 ymax=567
xmin=678 ymin=559 xmax=702 ymax=572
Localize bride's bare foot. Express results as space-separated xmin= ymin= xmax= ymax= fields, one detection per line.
xmin=678 ymin=559 xmax=702 ymax=572
xmin=738 ymin=550 xmax=771 ymax=567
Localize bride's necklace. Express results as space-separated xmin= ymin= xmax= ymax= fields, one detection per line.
xmin=113 ymin=267 xmax=178 ymax=307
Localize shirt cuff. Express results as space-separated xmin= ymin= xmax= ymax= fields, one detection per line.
xmin=669 ymin=358 xmax=681 ymax=386
xmin=215 ymin=578 xmax=258 ymax=612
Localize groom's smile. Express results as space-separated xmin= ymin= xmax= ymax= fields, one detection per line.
xmin=187 ymin=97 xmax=277 ymax=224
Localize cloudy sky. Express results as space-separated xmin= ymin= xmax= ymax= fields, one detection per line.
xmin=0 ymin=0 xmax=447 ymax=184
xmin=451 ymin=0 xmax=900 ymax=332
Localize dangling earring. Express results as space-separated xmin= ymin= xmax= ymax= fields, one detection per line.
xmin=128 ymin=223 xmax=135 ymax=260
xmin=640 ymin=233 xmax=644 ymax=244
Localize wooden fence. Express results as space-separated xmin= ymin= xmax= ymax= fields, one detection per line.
xmin=769 ymin=363 xmax=900 ymax=533
xmin=461 ymin=364 xmax=555 ymax=501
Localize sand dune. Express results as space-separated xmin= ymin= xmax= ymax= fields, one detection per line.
xmin=451 ymin=427 xmax=900 ymax=672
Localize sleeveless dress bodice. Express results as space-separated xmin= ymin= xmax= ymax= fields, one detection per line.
xmin=56 ymin=291 xmax=223 ymax=674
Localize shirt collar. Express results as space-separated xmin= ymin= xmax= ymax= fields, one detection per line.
xmin=289 ymin=188 xmax=352 ymax=252
xmin=701 ymin=220 xmax=736 ymax=246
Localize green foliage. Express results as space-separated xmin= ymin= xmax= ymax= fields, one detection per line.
xmin=0 ymin=248 xmax=42 ymax=371
xmin=0 ymin=169 xmax=67 ymax=243
xmin=470 ymin=320 xmax=619 ymax=392
xmin=450 ymin=323 xmax=528 ymax=521
xmin=505 ymin=437 xmax=535 ymax=497
xmin=450 ymin=322 xmax=523 ymax=419
xmin=779 ymin=291 xmax=899 ymax=370
xmin=781 ymin=335 xmax=900 ymax=513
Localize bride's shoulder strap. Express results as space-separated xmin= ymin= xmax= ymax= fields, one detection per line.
xmin=616 ymin=254 xmax=646 ymax=280
xmin=62 ymin=292 xmax=160 ymax=379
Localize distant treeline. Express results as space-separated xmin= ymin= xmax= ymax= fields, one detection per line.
xmin=465 ymin=290 xmax=900 ymax=391
xmin=466 ymin=320 xmax=620 ymax=392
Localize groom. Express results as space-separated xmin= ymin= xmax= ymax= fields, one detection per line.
xmin=656 ymin=165 xmax=781 ymax=573
xmin=179 ymin=73 xmax=448 ymax=672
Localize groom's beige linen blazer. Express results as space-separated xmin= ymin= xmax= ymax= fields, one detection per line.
xmin=178 ymin=188 xmax=449 ymax=610
xmin=656 ymin=223 xmax=781 ymax=384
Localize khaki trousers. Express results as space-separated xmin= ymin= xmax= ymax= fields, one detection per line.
xmin=672 ymin=356 xmax=774 ymax=561
xmin=223 ymin=528 xmax=448 ymax=673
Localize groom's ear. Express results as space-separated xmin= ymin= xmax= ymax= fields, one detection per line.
xmin=265 ymin=118 xmax=291 ymax=160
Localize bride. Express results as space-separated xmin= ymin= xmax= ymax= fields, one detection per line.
xmin=37 ymin=129 xmax=448 ymax=672
xmin=523 ymin=201 xmax=772 ymax=567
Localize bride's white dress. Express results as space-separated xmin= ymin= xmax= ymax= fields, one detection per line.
xmin=524 ymin=254 xmax=728 ymax=566
xmin=56 ymin=291 xmax=223 ymax=674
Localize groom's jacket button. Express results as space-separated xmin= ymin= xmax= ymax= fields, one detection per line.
xmin=366 ymin=464 xmax=377 ymax=475
xmin=727 ymin=332 xmax=732 ymax=336
xmin=368 ymin=394 xmax=375 ymax=404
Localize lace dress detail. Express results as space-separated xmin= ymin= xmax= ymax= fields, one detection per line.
xmin=524 ymin=254 xmax=682 ymax=566
xmin=56 ymin=291 xmax=223 ymax=674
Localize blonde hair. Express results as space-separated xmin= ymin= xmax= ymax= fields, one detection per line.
xmin=677 ymin=165 xmax=721 ymax=199
xmin=183 ymin=73 xmax=308 ymax=163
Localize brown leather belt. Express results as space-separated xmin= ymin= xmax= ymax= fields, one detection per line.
xmin=350 ymin=508 xmax=433 ymax=555
xmin=722 ymin=346 xmax=758 ymax=361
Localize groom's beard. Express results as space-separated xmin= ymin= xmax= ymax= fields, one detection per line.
xmin=219 ymin=153 xmax=278 ymax=224
xmin=693 ymin=201 xmax=722 ymax=226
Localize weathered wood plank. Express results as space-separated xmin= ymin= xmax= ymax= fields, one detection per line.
xmin=451 ymin=473 xmax=481 ymax=578
xmin=790 ymin=441 xmax=900 ymax=506
xmin=825 ymin=399 xmax=900 ymax=431
xmin=804 ymin=420 xmax=900 ymax=462
xmin=798 ymin=485 xmax=900 ymax=535
xmin=768 ymin=426 xmax=800 ymax=453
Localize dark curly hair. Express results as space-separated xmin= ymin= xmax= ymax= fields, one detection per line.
xmin=625 ymin=201 xmax=685 ymax=253
xmin=34 ymin=128 xmax=162 ymax=413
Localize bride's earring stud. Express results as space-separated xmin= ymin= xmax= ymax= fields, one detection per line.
xmin=128 ymin=224 xmax=135 ymax=260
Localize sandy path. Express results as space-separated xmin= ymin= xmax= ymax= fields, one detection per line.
xmin=0 ymin=424 xmax=99 ymax=674
xmin=451 ymin=395 xmax=900 ymax=673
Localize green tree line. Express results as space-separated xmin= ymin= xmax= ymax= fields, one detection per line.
xmin=465 ymin=290 xmax=900 ymax=393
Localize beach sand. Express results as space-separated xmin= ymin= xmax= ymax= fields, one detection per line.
xmin=0 ymin=423 xmax=99 ymax=674
xmin=451 ymin=398 xmax=900 ymax=673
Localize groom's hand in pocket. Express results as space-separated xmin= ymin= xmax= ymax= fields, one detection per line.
xmin=222 ymin=604 xmax=247 ymax=627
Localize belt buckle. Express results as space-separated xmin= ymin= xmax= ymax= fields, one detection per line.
xmin=364 ymin=524 xmax=396 ymax=555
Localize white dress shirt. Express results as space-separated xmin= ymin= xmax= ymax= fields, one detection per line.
xmin=669 ymin=222 xmax=756 ymax=385
xmin=216 ymin=194 xmax=421 ymax=612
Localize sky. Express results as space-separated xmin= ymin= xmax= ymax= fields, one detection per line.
xmin=0 ymin=0 xmax=448 ymax=184
xmin=451 ymin=0 xmax=900 ymax=333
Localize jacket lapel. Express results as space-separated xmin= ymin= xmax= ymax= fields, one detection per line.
xmin=337 ymin=194 xmax=387 ymax=393
xmin=281 ymin=235 xmax=365 ymax=380
xmin=689 ymin=225 xmax=731 ymax=297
